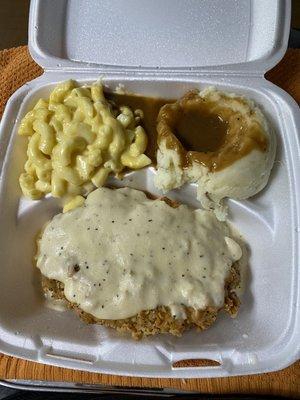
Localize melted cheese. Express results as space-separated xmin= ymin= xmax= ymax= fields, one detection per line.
xmin=36 ymin=187 xmax=242 ymax=320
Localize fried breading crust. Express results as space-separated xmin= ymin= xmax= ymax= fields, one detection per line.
xmin=42 ymin=264 xmax=240 ymax=340
xmin=39 ymin=193 xmax=241 ymax=339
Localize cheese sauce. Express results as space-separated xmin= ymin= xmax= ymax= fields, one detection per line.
xmin=37 ymin=187 xmax=242 ymax=320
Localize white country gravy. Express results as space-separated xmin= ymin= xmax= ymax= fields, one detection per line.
xmin=36 ymin=187 xmax=242 ymax=320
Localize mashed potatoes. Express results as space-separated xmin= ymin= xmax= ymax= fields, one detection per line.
xmin=154 ymin=87 xmax=276 ymax=220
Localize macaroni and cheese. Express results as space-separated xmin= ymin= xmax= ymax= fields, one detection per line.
xmin=18 ymin=80 xmax=151 ymax=200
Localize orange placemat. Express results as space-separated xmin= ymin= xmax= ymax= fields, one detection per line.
xmin=0 ymin=46 xmax=42 ymax=117
xmin=0 ymin=46 xmax=299 ymax=397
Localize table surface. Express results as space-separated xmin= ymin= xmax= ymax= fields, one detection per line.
xmin=0 ymin=355 xmax=299 ymax=397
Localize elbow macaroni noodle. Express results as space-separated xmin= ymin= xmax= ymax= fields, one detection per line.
xmin=18 ymin=80 xmax=151 ymax=200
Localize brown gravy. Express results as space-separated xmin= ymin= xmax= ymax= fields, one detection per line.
xmin=105 ymin=92 xmax=171 ymax=160
xmin=174 ymin=104 xmax=228 ymax=153
xmin=106 ymin=90 xmax=268 ymax=172
xmin=157 ymin=91 xmax=268 ymax=172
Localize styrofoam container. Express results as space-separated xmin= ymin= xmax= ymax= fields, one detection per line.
xmin=0 ymin=0 xmax=299 ymax=378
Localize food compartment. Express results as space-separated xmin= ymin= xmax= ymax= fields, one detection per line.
xmin=0 ymin=76 xmax=298 ymax=377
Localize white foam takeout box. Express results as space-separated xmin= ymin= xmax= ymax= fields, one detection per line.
xmin=0 ymin=0 xmax=299 ymax=379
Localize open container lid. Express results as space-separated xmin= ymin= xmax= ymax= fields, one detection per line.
xmin=29 ymin=0 xmax=291 ymax=74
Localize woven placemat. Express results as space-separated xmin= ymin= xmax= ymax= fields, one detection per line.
xmin=0 ymin=46 xmax=42 ymax=117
